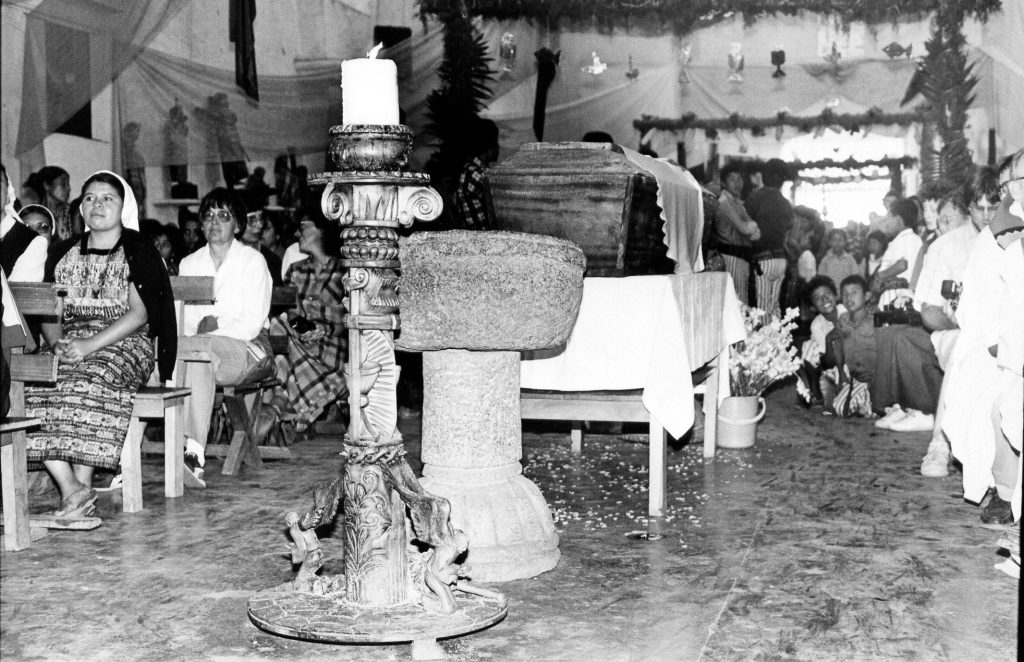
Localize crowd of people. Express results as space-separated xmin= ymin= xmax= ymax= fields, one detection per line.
xmin=1 ymin=158 xmax=349 ymax=513
xmin=705 ymin=153 xmax=1023 ymax=557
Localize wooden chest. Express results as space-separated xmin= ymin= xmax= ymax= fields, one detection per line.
xmin=487 ymin=142 xmax=674 ymax=276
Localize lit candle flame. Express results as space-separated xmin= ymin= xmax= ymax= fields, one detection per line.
xmin=367 ymin=43 xmax=383 ymax=59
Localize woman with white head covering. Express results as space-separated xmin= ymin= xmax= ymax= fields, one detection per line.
xmin=24 ymin=170 xmax=176 ymax=522
xmin=18 ymin=204 xmax=56 ymax=243
xmin=0 ymin=163 xmax=49 ymax=282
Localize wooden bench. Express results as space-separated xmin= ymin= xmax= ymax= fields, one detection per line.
xmin=2 ymin=336 xmax=58 ymax=549
xmin=8 ymin=281 xmax=192 ymax=515
xmin=519 ymin=273 xmax=734 ymax=518
xmin=142 ymin=280 xmax=296 ymax=477
xmin=2 ymin=416 xmax=44 ymax=551
xmin=215 ymin=284 xmax=296 ymax=475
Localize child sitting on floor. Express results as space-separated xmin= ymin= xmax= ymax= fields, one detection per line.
xmin=796 ymin=275 xmax=842 ymax=406
xmin=796 ymin=275 xmax=876 ymax=417
xmin=821 ymin=275 xmax=877 ymax=417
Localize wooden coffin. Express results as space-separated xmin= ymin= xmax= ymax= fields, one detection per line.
xmin=487 ymin=142 xmax=674 ymax=276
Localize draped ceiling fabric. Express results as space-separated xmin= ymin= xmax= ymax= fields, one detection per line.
xmin=10 ymin=3 xmax=1019 ymax=185
xmin=112 ymin=47 xmax=342 ymax=170
xmin=15 ymin=0 xmax=190 ymax=162
xmin=974 ymin=0 xmax=1024 ymax=154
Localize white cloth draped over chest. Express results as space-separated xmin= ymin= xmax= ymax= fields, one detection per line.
xmin=520 ymin=274 xmax=745 ymax=439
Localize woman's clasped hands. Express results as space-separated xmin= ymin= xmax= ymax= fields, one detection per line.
xmin=55 ymin=337 xmax=94 ymax=364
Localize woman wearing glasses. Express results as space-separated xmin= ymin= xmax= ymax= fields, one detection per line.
xmin=270 ymin=210 xmax=348 ymax=435
xmin=178 ymin=187 xmax=274 ymax=486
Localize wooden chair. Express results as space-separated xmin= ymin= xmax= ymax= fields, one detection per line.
xmin=8 ymin=282 xmax=192 ymax=515
xmin=519 ymin=273 xmax=734 ymax=518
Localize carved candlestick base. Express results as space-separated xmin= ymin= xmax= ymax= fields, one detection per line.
xmin=248 ymin=126 xmax=507 ymax=657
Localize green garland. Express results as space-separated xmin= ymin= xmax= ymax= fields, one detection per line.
xmin=793 ymin=156 xmax=917 ymax=171
xmin=419 ymin=0 xmax=1000 ymax=35
xmin=795 ymin=172 xmax=894 ymax=186
xmin=634 ymin=108 xmax=924 ymax=135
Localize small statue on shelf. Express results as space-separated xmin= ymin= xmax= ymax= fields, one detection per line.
xmin=122 ymin=121 xmax=147 ymax=213
xmin=164 ymin=101 xmax=190 ymax=186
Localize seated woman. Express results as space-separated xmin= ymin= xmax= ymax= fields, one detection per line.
xmin=17 ymin=204 xmax=55 ymax=244
xmin=1 ymin=164 xmax=49 ymax=282
xmin=140 ymin=218 xmax=180 ymax=276
xmin=863 ymin=230 xmax=890 ymax=296
xmin=272 ymin=210 xmax=348 ymax=433
xmin=24 ymin=171 xmax=176 ymax=520
xmin=873 ymin=198 xmax=923 ymax=309
xmin=179 ymin=188 xmax=273 ymax=486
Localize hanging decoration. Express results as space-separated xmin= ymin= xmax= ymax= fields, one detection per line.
xmin=498 ymin=32 xmax=517 ymax=74
xmin=727 ymin=43 xmax=744 ymax=82
xmin=882 ymin=42 xmax=913 ymax=59
xmin=533 ymin=47 xmax=560 ymax=141
xmin=634 ymin=107 xmax=924 ymax=137
xmin=418 ymin=1 xmax=1000 ymax=36
xmin=678 ymin=45 xmax=692 ymax=84
xmin=582 ymin=51 xmax=607 ymax=75
xmin=625 ymin=54 xmax=639 ymax=81
xmin=770 ymin=44 xmax=786 ymax=78
xmin=823 ymin=41 xmax=843 ymax=67
xmin=803 ymin=41 xmax=853 ymax=82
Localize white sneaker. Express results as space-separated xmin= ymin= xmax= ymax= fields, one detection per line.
xmin=874 ymin=404 xmax=907 ymax=429
xmin=920 ymin=439 xmax=950 ymax=477
xmin=95 ymin=474 xmax=123 ymax=492
xmin=889 ymin=409 xmax=935 ymax=432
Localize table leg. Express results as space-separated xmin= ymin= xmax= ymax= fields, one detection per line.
xmin=648 ymin=418 xmax=666 ymax=518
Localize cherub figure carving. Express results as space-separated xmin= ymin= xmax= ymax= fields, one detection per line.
xmin=285 ymin=477 xmax=345 ymax=594
xmin=419 ymin=531 xmax=469 ymax=614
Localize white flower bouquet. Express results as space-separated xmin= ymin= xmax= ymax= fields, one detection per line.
xmin=729 ymin=306 xmax=801 ymax=397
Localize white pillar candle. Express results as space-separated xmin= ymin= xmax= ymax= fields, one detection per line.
xmin=341 ymin=51 xmax=400 ymax=126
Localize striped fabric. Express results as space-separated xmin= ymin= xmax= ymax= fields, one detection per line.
xmin=754 ymin=257 xmax=788 ymax=318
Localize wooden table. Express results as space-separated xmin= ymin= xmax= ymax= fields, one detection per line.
xmin=519 ymin=272 xmax=746 ymax=516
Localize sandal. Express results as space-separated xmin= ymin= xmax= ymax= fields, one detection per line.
xmin=54 ymin=487 xmax=98 ymax=518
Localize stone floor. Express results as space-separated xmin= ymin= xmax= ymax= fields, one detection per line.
xmin=1 ymin=389 xmax=1018 ymax=661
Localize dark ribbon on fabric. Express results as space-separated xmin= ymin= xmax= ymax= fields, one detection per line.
xmin=533 ymin=48 xmax=560 ymax=141
xmin=229 ymin=0 xmax=259 ymax=101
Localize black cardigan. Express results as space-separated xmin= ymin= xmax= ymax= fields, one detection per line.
xmin=46 ymin=229 xmax=178 ymax=381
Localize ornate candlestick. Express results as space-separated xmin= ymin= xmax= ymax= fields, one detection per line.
xmin=247 ymin=124 xmax=507 ymax=660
